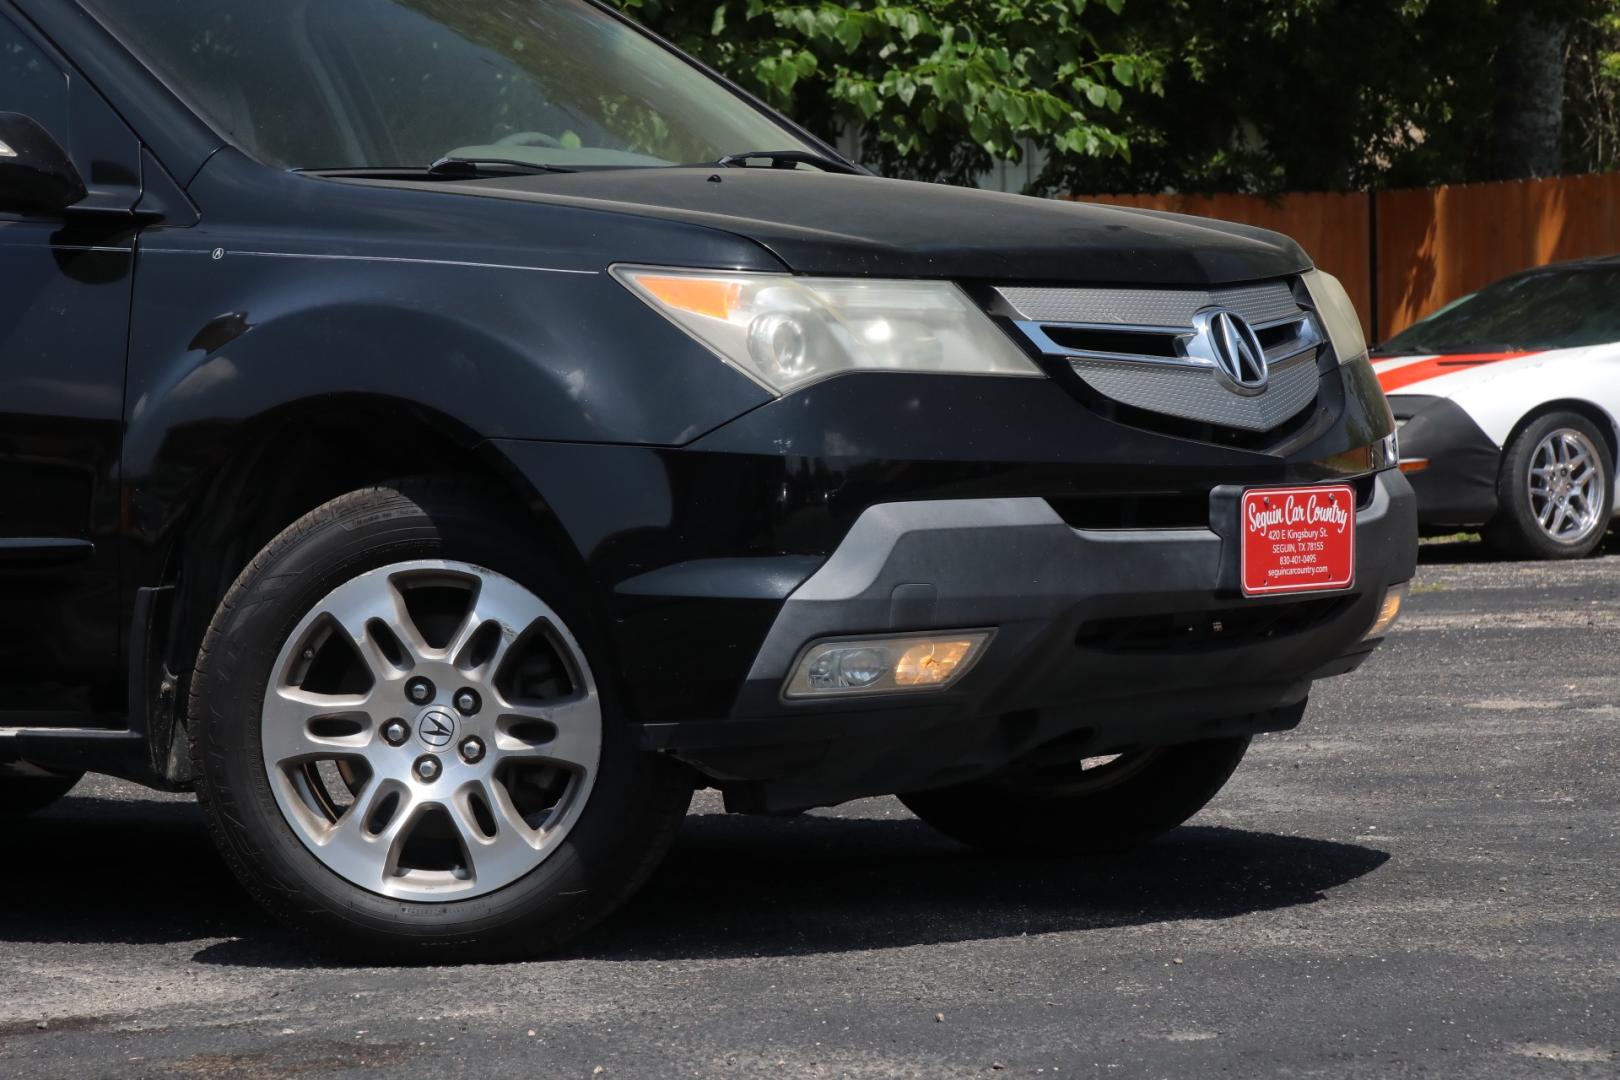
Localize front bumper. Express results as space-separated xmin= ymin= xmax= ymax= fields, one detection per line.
xmin=1389 ymin=395 xmax=1503 ymax=528
xmin=491 ymin=364 xmax=1411 ymax=810
xmin=641 ymin=469 xmax=1416 ymax=809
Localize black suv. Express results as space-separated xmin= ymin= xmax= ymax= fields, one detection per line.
xmin=1 ymin=0 xmax=1416 ymax=959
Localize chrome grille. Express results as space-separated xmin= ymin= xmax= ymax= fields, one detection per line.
xmin=997 ymin=280 xmax=1323 ymax=432
xmin=999 ymin=282 xmax=1302 ymax=328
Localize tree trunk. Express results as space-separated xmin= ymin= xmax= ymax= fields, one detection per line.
xmin=1491 ymin=9 xmax=1569 ymax=179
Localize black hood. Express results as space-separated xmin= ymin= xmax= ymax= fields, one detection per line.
xmin=389 ymin=168 xmax=1312 ymax=286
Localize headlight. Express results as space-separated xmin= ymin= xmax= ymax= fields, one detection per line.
xmin=1301 ymin=269 xmax=1370 ymax=367
xmin=613 ymin=266 xmax=1044 ymax=395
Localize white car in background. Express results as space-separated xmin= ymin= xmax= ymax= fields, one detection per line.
xmin=1373 ymin=257 xmax=1620 ymax=559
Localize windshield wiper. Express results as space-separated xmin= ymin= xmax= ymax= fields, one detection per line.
xmin=1380 ymin=341 xmax=1526 ymax=356
xmin=427 ymin=156 xmax=576 ymax=178
xmin=715 ymin=149 xmax=861 ymax=175
xmin=1434 ymin=342 xmax=1526 ymax=354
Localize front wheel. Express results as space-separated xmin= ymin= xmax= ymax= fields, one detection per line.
xmin=1484 ymin=412 xmax=1613 ymax=560
xmin=190 ymin=481 xmax=692 ymax=961
xmin=899 ymin=737 xmax=1250 ymax=855
xmin=0 ymin=771 xmax=83 ymax=819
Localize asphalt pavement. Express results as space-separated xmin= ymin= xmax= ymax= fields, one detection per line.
xmin=2 ymin=537 xmax=1617 ymax=1079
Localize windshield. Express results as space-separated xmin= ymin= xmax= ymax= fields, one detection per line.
xmin=80 ymin=0 xmax=814 ymax=171
xmin=1383 ymin=266 xmax=1620 ymax=354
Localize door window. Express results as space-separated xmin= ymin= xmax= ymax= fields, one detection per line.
xmin=0 ymin=11 xmax=68 ymax=140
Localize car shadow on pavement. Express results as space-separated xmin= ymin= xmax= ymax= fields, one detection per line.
xmin=0 ymin=795 xmax=1386 ymax=965
xmin=574 ymin=813 xmax=1389 ymax=962
xmin=0 ymin=796 xmax=259 ymax=947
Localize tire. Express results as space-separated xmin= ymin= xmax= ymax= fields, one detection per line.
xmin=899 ymin=736 xmax=1250 ymax=855
xmin=0 ymin=771 xmax=82 ymax=819
xmin=1484 ymin=411 xmax=1614 ymax=560
xmin=189 ymin=479 xmax=693 ymax=962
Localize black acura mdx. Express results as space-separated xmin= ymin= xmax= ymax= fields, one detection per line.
xmin=0 ymin=0 xmax=1416 ymax=958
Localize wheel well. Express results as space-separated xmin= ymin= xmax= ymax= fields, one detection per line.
xmin=158 ymin=408 xmax=570 ymax=688
xmin=1506 ymin=399 xmax=1620 ymax=466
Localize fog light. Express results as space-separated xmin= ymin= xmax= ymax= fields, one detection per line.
xmin=1363 ymin=582 xmax=1409 ymax=640
xmin=785 ymin=631 xmax=992 ymax=698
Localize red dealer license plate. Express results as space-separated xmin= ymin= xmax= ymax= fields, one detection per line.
xmin=1240 ymin=485 xmax=1357 ymax=596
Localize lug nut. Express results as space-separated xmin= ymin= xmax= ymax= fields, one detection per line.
xmin=453 ymin=688 xmax=481 ymax=715
xmin=405 ymin=676 xmax=435 ymax=704
xmin=381 ymin=719 xmax=410 ymax=747
xmin=414 ymin=756 xmax=442 ymax=782
xmin=460 ymin=736 xmax=486 ymax=764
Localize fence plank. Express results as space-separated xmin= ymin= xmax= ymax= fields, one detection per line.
xmin=1376 ymin=173 xmax=1620 ymax=341
xmin=1076 ymin=174 xmax=1620 ymax=343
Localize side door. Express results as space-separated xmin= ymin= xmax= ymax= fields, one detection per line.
xmin=0 ymin=6 xmax=139 ymax=723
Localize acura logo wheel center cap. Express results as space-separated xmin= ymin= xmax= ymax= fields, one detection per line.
xmin=416 ymin=707 xmax=458 ymax=750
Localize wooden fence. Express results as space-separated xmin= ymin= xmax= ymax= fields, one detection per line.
xmin=1079 ymin=172 xmax=1620 ymax=342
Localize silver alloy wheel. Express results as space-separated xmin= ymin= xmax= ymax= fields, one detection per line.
xmin=1527 ymin=428 xmax=1606 ymax=545
xmin=261 ymin=560 xmax=601 ymax=902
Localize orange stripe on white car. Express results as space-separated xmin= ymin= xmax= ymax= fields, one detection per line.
xmin=1373 ymin=351 xmax=1541 ymax=395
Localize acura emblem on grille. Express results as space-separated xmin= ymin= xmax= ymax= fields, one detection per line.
xmin=1192 ymin=308 xmax=1269 ymax=393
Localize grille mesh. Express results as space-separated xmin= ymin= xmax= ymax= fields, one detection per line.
xmin=1068 ymin=354 xmax=1319 ymax=432
xmin=999 ymin=281 xmax=1300 ymax=328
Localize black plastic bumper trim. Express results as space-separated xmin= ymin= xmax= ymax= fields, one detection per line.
xmin=1388 ymin=394 xmax=1502 ymax=527
xmin=645 ymin=470 xmax=1416 ymax=799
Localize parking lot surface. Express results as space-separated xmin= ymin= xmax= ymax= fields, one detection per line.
xmin=2 ymin=540 xmax=1617 ymax=1079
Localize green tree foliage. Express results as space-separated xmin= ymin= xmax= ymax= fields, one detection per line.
xmin=1567 ymin=1 xmax=1620 ymax=171
xmin=1058 ymin=0 xmax=1495 ymax=193
xmin=612 ymin=0 xmax=1159 ymax=185
xmin=1057 ymin=0 xmax=1617 ymax=194
xmin=618 ymin=0 xmax=1620 ymax=192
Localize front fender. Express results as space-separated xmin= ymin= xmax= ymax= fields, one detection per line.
xmin=117 ymin=237 xmax=778 ymax=610
xmin=123 ymin=247 xmax=769 ymax=473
